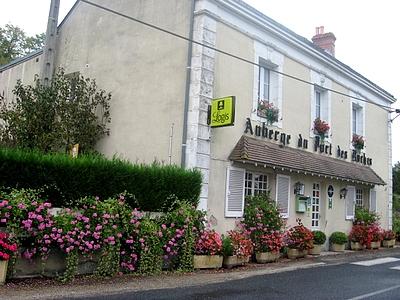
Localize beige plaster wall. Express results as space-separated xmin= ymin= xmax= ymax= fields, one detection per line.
xmin=54 ymin=0 xmax=191 ymax=164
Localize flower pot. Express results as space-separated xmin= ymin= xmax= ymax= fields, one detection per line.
xmin=223 ymin=255 xmax=238 ymax=269
xmin=237 ymin=256 xmax=249 ymax=265
xmin=0 ymin=260 xmax=8 ymax=285
xmin=256 ymin=251 xmax=279 ymax=263
xmin=382 ymin=239 xmax=396 ymax=248
xmin=193 ymin=255 xmax=223 ymax=269
xmin=287 ymin=248 xmax=307 ymax=259
xmin=309 ymin=244 xmax=322 ymax=255
xmin=351 ymin=241 xmax=364 ymax=251
xmin=331 ymin=243 xmax=345 ymax=252
xmin=370 ymin=241 xmax=380 ymax=249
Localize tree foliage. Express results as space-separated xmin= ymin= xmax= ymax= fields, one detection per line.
xmin=0 ymin=24 xmax=45 ymax=65
xmin=393 ymin=162 xmax=400 ymax=195
xmin=0 ymin=69 xmax=111 ymax=153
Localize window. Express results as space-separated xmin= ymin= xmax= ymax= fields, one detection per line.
xmin=312 ymin=183 xmax=320 ymax=228
xmin=315 ymin=90 xmax=321 ymax=119
xmin=356 ymin=188 xmax=363 ymax=208
xmin=259 ymin=66 xmax=271 ymax=101
xmin=245 ymin=172 xmax=268 ymax=196
xmin=352 ymin=103 xmax=364 ymax=136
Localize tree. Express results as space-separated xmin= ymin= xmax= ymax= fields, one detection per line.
xmin=0 ymin=69 xmax=111 ymax=153
xmin=0 ymin=24 xmax=45 ymax=65
xmin=394 ymin=162 xmax=400 ymax=195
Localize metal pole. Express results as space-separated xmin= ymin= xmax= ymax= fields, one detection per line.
xmin=40 ymin=0 xmax=60 ymax=86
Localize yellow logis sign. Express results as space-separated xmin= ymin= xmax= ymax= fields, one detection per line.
xmin=209 ymin=96 xmax=235 ymax=128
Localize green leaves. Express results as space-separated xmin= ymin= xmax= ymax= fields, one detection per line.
xmin=0 ymin=69 xmax=111 ymax=153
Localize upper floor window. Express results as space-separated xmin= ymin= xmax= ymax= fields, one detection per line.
xmin=259 ymin=66 xmax=271 ymax=101
xmin=310 ymin=71 xmax=331 ymax=137
xmin=315 ymin=90 xmax=321 ymax=119
xmin=352 ymin=103 xmax=364 ymax=136
xmin=313 ymin=88 xmax=328 ymax=122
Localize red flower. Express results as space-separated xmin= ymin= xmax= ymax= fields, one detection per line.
xmin=313 ymin=118 xmax=330 ymax=135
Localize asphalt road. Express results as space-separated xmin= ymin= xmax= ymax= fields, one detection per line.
xmin=83 ymin=255 xmax=400 ymax=300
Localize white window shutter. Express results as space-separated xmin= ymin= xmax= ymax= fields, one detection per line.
xmin=225 ymin=167 xmax=245 ymax=218
xmin=346 ymin=186 xmax=356 ymax=220
xmin=369 ymin=189 xmax=377 ymax=212
xmin=276 ymin=174 xmax=290 ymax=218
xmin=270 ymin=70 xmax=279 ymax=105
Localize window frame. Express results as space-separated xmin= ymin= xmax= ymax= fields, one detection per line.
xmin=245 ymin=171 xmax=268 ymax=197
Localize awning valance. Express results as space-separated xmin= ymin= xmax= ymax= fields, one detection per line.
xmin=229 ymin=136 xmax=385 ymax=186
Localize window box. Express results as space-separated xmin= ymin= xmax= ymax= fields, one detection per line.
xmin=257 ymin=100 xmax=279 ymax=125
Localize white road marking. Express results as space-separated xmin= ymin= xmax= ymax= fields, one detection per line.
xmin=347 ymin=284 xmax=400 ymax=300
xmin=390 ymin=265 xmax=400 ymax=270
xmin=351 ymin=257 xmax=400 ymax=266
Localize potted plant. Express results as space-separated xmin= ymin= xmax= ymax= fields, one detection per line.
xmin=257 ymin=100 xmax=279 ymax=125
xmin=255 ymin=231 xmax=283 ymax=263
xmin=0 ymin=232 xmax=18 ymax=284
xmin=352 ymin=134 xmax=365 ymax=152
xmin=309 ymin=231 xmax=326 ymax=255
xmin=382 ymin=230 xmax=396 ymax=248
xmin=366 ymin=225 xmax=382 ymax=249
xmin=329 ymin=232 xmax=348 ymax=252
xmin=313 ymin=118 xmax=330 ymax=143
xmin=222 ymin=230 xmax=253 ymax=268
xmin=349 ymin=225 xmax=366 ymax=251
xmin=194 ymin=229 xmax=223 ymax=269
xmin=285 ymin=219 xmax=314 ymax=259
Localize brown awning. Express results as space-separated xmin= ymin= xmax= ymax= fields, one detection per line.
xmin=229 ymin=135 xmax=385 ymax=186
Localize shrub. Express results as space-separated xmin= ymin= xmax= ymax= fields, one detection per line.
xmin=284 ymin=219 xmax=313 ymax=250
xmin=354 ymin=207 xmax=380 ymax=226
xmin=195 ymin=229 xmax=222 ymax=256
xmin=256 ymin=231 xmax=284 ymax=253
xmin=222 ymin=236 xmax=234 ymax=257
xmin=0 ymin=232 xmax=18 ymax=261
xmin=226 ymin=230 xmax=253 ymax=257
xmin=349 ymin=225 xmax=368 ymax=244
xmin=0 ymin=147 xmax=202 ymax=210
xmin=382 ymin=229 xmax=396 ymax=240
xmin=312 ymin=230 xmax=326 ymax=245
xmin=329 ymin=232 xmax=348 ymax=245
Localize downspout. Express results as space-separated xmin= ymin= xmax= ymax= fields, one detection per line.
xmin=181 ymin=0 xmax=196 ymax=168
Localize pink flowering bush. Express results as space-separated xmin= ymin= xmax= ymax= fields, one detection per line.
xmin=0 ymin=232 xmax=17 ymax=261
xmin=195 ymin=229 xmax=222 ymax=256
xmin=284 ymin=219 xmax=314 ymax=251
xmin=256 ymin=231 xmax=284 ymax=253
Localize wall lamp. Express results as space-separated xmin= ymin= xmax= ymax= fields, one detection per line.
xmin=294 ymin=182 xmax=305 ymax=195
xmin=340 ymin=188 xmax=348 ymax=199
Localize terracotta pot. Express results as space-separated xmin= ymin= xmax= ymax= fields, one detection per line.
xmin=331 ymin=243 xmax=345 ymax=252
xmin=382 ymin=239 xmax=396 ymax=248
xmin=0 ymin=260 xmax=8 ymax=285
xmin=223 ymin=255 xmax=238 ymax=268
xmin=193 ymin=255 xmax=223 ymax=269
xmin=256 ymin=251 xmax=279 ymax=263
xmin=370 ymin=241 xmax=380 ymax=249
xmin=309 ymin=244 xmax=322 ymax=255
xmin=351 ymin=241 xmax=364 ymax=251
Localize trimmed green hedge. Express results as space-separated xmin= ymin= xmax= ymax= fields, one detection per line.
xmin=0 ymin=148 xmax=202 ymax=211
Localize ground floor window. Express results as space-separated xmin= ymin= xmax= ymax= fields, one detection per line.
xmin=312 ymin=183 xmax=320 ymax=228
xmin=245 ymin=172 xmax=268 ymax=196
xmin=356 ymin=188 xmax=363 ymax=208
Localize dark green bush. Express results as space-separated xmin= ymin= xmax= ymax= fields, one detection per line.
xmin=222 ymin=236 xmax=234 ymax=257
xmin=329 ymin=232 xmax=348 ymax=245
xmin=0 ymin=148 xmax=202 ymax=210
xmin=312 ymin=230 xmax=326 ymax=245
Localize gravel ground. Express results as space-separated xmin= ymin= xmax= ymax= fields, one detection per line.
xmin=1 ymin=247 xmax=399 ymax=300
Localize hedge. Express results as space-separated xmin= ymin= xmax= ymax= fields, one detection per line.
xmin=0 ymin=148 xmax=202 ymax=210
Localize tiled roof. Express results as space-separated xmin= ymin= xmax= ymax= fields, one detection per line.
xmin=229 ymin=135 xmax=385 ymax=186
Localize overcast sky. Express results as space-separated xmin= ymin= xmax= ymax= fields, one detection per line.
xmin=1 ymin=0 xmax=399 ymax=164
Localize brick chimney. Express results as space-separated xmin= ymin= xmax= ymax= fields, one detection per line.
xmin=312 ymin=26 xmax=336 ymax=56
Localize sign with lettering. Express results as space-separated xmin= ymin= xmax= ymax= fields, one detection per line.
xmin=209 ymin=96 xmax=235 ymax=128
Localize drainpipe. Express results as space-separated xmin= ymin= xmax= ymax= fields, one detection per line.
xmin=181 ymin=0 xmax=195 ymax=168
xmin=40 ymin=0 xmax=60 ymax=86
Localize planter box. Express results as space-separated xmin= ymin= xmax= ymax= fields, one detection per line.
xmin=0 ymin=260 xmax=8 ymax=285
xmin=350 ymin=241 xmax=364 ymax=251
xmin=256 ymin=251 xmax=279 ymax=263
xmin=287 ymin=249 xmax=307 ymax=259
xmin=369 ymin=241 xmax=380 ymax=249
xmin=331 ymin=243 xmax=345 ymax=252
xmin=193 ymin=255 xmax=223 ymax=269
xmin=309 ymin=244 xmax=322 ymax=255
xmin=223 ymin=255 xmax=238 ymax=268
xmin=382 ymin=239 xmax=396 ymax=248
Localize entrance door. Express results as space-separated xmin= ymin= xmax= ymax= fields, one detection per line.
xmin=312 ymin=183 xmax=320 ymax=229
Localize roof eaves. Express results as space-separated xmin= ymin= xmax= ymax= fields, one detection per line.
xmin=0 ymin=50 xmax=43 ymax=73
